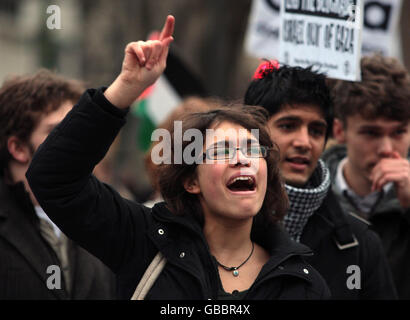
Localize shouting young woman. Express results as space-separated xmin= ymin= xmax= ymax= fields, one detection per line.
xmin=26 ymin=15 xmax=329 ymax=300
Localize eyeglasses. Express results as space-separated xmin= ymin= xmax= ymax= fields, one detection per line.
xmin=203 ymin=145 xmax=270 ymax=160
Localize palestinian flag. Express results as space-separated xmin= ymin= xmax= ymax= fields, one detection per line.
xmin=132 ymin=47 xmax=207 ymax=151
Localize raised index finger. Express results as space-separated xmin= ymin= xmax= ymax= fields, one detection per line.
xmin=159 ymin=15 xmax=175 ymax=41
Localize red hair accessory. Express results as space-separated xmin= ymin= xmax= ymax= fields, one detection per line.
xmin=252 ymin=60 xmax=280 ymax=80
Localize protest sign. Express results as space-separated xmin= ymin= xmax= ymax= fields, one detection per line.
xmin=245 ymin=0 xmax=403 ymax=80
xmin=361 ymin=0 xmax=402 ymax=57
xmin=244 ymin=0 xmax=282 ymax=60
xmin=278 ymin=0 xmax=363 ymax=81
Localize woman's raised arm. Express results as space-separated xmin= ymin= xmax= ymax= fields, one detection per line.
xmin=26 ymin=16 xmax=175 ymax=273
xmin=104 ymin=15 xmax=174 ymax=109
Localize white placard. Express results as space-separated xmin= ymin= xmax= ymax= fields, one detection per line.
xmin=245 ymin=0 xmax=366 ymax=66
xmin=361 ymin=0 xmax=402 ymax=57
xmin=244 ymin=0 xmax=282 ymax=59
xmin=245 ymin=0 xmax=403 ymax=80
xmin=279 ymin=0 xmax=363 ymax=81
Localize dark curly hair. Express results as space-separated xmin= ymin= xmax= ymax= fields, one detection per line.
xmin=157 ymin=105 xmax=289 ymax=226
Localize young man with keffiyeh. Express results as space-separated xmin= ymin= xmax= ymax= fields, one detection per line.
xmin=244 ymin=62 xmax=397 ymax=299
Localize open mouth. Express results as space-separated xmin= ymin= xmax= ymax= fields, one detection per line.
xmin=286 ymin=157 xmax=310 ymax=165
xmin=226 ymin=176 xmax=256 ymax=192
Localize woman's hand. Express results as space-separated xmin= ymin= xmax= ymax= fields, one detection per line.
xmin=104 ymin=15 xmax=175 ymax=109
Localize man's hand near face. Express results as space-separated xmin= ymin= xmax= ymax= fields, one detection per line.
xmin=371 ymin=151 xmax=410 ymax=208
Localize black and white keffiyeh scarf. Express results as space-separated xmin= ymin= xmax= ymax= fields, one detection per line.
xmin=283 ymin=159 xmax=331 ymax=242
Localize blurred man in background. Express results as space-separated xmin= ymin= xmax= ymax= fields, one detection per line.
xmin=0 ymin=70 xmax=116 ymax=299
xmin=323 ymin=54 xmax=410 ymax=299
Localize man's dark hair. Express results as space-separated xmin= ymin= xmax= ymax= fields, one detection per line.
xmin=327 ymin=54 xmax=410 ymax=126
xmin=0 ymin=69 xmax=84 ymax=172
xmin=244 ymin=64 xmax=333 ymax=139
xmin=157 ymin=105 xmax=289 ymax=226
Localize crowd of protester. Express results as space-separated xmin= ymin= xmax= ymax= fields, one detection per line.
xmin=1 ymin=15 xmax=410 ymax=300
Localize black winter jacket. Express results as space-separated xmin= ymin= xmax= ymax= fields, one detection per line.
xmin=323 ymin=144 xmax=410 ymax=299
xmin=26 ymin=88 xmax=330 ymax=300
xmin=301 ymin=190 xmax=397 ymax=299
xmin=0 ymin=179 xmax=116 ymax=299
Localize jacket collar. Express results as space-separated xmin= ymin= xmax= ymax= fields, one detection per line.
xmin=252 ymin=216 xmax=312 ymax=257
xmin=302 ymin=190 xmax=359 ymax=251
xmin=150 ymin=202 xmax=317 ymax=295
xmin=150 ymin=202 xmax=313 ymax=262
xmin=0 ymin=179 xmax=68 ymax=299
xmin=0 ymin=179 xmax=37 ymax=220
xmin=300 ymin=195 xmax=336 ymax=251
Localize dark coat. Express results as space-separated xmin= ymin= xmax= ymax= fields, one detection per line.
xmin=26 ymin=88 xmax=330 ymax=300
xmin=301 ymin=190 xmax=397 ymax=299
xmin=0 ymin=179 xmax=117 ymax=299
xmin=323 ymin=144 xmax=410 ymax=299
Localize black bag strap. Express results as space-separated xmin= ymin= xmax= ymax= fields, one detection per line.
xmin=327 ymin=191 xmax=359 ymax=250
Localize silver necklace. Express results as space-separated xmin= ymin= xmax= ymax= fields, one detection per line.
xmin=215 ymin=242 xmax=255 ymax=277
